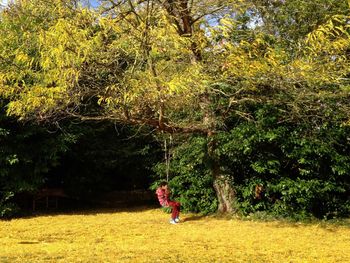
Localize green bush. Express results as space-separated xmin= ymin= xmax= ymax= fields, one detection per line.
xmin=151 ymin=104 xmax=350 ymax=219
xmin=0 ymin=100 xmax=76 ymax=218
xmin=217 ymin=105 xmax=350 ymax=219
xmin=0 ymin=191 xmax=19 ymax=218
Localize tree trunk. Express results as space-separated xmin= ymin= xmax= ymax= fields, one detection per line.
xmin=206 ymin=123 xmax=236 ymax=213
xmin=208 ymin=138 xmax=236 ymax=213
xmin=213 ymin=177 xmax=236 ymax=213
xmin=212 ymin=162 xmax=236 ymax=213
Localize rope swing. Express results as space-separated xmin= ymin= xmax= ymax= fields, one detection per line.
xmin=164 ymin=134 xmax=173 ymax=183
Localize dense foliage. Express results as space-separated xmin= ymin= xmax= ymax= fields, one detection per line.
xmin=151 ymin=113 xmax=350 ymax=218
xmin=57 ymin=123 xmax=160 ymax=199
xmin=1 ymin=97 xmax=160 ymax=217
xmin=217 ymin=105 xmax=350 ymax=219
xmin=0 ymin=100 xmax=75 ymax=217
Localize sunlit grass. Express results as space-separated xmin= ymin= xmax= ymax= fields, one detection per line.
xmin=0 ymin=207 xmax=349 ymax=262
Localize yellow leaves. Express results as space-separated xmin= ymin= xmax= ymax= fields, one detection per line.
xmin=0 ymin=209 xmax=350 ymax=262
xmin=1 ymin=1 xmax=209 ymax=121
xmin=216 ymin=17 xmax=236 ymax=39
xmin=0 ymin=73 xmax=26 ymax=99
xmin=302 ymin=15 xmax=350 ymax=84
xmin=97 ymin=95 xmax=119 ymax=108
xmin=6 ymin=85 xmax=67 ymax=119
xmin=167 ymin=63 xmax=206 ymax=95
xmin=147 ymin=13 xmax=193 ymax=61
xmin=0 ymin=1 xmax=98 ymax=119
xmin=214 ymin=15 xmax=349 ymax=91
xmin=221 ymin=38 xmax=280 ymax=82
xmin=39 ymin=16 xmax=93 ymax=71
xmin=306 ymin=15 xmax=350 ymax=54
xmin=97 ymin=96 xmax=111 ymax=106
xmin=14 ymin=52 xmax=30 ymax=65
xmin=3 ymin=0 xmax=348 ymax=123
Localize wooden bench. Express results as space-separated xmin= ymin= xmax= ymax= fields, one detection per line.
xmin=32 ymin=188 xmax=68 ymax=211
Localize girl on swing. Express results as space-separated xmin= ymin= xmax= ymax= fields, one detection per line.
xmin=156 ymin=181 xmax=181 ymax=224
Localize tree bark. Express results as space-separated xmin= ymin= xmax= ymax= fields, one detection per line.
xmin=205 ymin=109 xmax=236 ymax=214
xmin=212 ymin=163 xmax=236 ymax=213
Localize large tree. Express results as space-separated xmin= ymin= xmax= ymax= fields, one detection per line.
xmin=1 ymin=0 xmax=350 ymax=212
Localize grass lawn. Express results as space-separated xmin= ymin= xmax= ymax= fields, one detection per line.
xmin=0 ymin=207 xmax=349 ymax=262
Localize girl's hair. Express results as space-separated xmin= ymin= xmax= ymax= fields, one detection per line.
xmin=159 ymin=181 xmax=168 ymax=187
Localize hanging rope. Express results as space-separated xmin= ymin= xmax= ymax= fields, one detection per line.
xmin=164 ymin=134 xmax=173 ymax=183
xmin=164 ymin=137 xmax=169 ymax=182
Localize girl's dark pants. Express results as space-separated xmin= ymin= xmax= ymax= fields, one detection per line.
xmin=168 ymin=201 xmax=180 ymax=219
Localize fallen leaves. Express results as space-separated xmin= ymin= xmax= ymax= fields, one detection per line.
xmin=0 ymin=208 xmax=349 ymax=262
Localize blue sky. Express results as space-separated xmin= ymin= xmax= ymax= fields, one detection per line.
xmin=89 ymin=0 xmax=100 ymax=8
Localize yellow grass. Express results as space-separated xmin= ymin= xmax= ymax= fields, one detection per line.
xmin=0 ymin=208 xmax=349 ymax=263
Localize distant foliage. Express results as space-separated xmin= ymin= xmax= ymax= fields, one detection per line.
xmin=0 ymin=100 xmax=75 ymax=217
xmin=0 ymin=191 xmax=18 ymax=218
xmin=59 ymin=124 xmax=160 ymax=199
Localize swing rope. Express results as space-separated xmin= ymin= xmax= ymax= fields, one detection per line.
xmin=164 ymin=134 xmax=173 ymax=183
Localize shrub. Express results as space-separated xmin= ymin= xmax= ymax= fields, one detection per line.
xmin=217 ymin=105 xmax=350 ymax=219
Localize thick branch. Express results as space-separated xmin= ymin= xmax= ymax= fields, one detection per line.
xmin=66 ymin=111 xmax=208 ymax=135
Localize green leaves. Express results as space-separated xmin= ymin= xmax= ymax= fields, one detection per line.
xmin=215 ymin=103 xmax=350 ymax=218
xmin=6 ymin=154 xmax=18 ymax=165
xmin=0 ymin=191 xmax=18 ymax=218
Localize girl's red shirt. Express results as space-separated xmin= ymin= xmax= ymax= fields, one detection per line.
xmin=156 ymin=187 xmax=169 ymax=207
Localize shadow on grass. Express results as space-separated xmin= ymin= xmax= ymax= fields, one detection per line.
xmin=7 ymin=201 xmax=350 ymax=229
xmin=15 ymin=202 xmax=160 ymax=220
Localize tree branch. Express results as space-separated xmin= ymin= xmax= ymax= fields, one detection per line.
xmin=65 ymin=111 xmax=208 ymax=135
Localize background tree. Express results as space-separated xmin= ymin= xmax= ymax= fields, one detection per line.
xmin=1 ymin=0 xmax=350 ymax=214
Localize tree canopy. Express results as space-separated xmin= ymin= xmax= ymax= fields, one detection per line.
xmin=1 ymin=0 xmax=349 ymax=130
